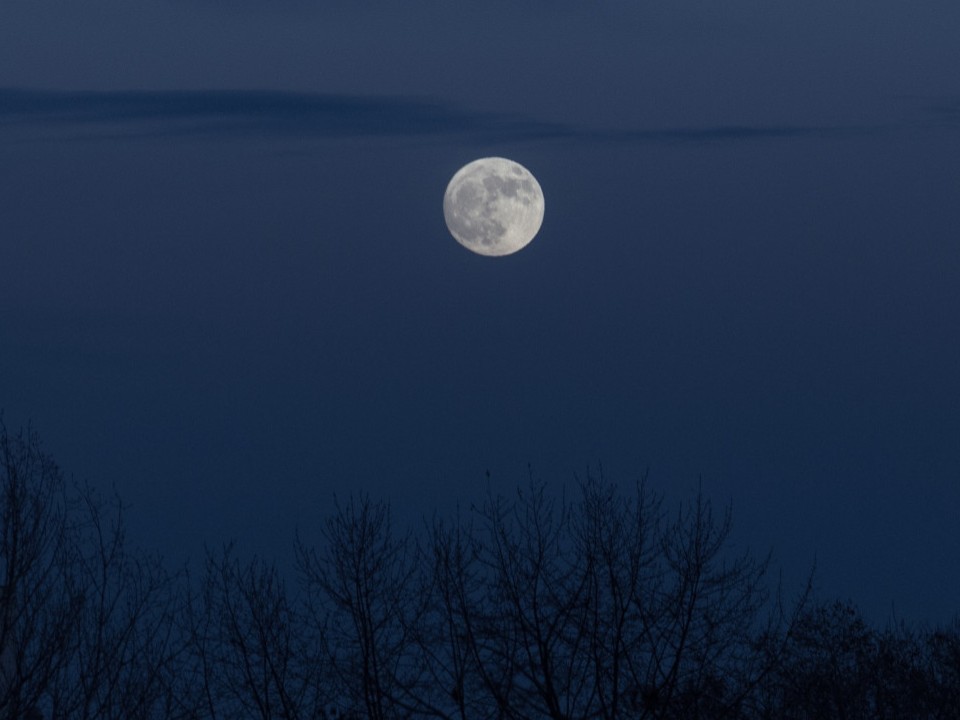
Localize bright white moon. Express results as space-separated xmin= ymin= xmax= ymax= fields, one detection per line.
xmin=443 ymin=157 xmax=544 ymax=257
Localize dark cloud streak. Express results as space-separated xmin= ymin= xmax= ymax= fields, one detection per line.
xmin=0 ymin=88 xmax=565 ymax=143
xmin=0 ymin=88 xmax=874 ymax=146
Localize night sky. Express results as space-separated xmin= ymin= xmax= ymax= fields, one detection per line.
xmin=2 ymin=0 xmax=959 ymax=624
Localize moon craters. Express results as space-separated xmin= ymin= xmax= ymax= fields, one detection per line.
xmin=443 ymin=157 xmax=544 ymax=257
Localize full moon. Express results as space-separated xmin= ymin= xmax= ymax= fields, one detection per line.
xmin=443 ymin=157 xmax=544 ymax=257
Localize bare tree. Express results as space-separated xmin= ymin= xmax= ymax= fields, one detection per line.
xmin=470 ymin=481 xmax=594 ymax=720
xmin=646 ymin=488 xmax=787 ymax=719
xmin=420 ymin=511 xmax=496 ymax=720
xmin=0 ymin=421 xmax=80 ymax=719
xmin=182 ymin=544 xmax=326 ymax=720
xmin=0 ymin=421 xmax=184 ymax=720
xmin=22 ymin=418 xmax=954 ymax=720
xmin=419 ymin=474 xmax=802 ymax=720
xmin=571 ymin=473 xmax=664 ymax=719
xmin=297 ymin=496 xmax=423 ymax=720
xmin=755 ymin=601 xmax=960 ymax=720
xmin=52 ymin=485 xmax=184 ymax=720
xmin=926 ymin=621 xmax=960 ymax=719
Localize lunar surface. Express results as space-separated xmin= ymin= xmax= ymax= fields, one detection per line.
xmin=443 ymin=157 xmax=544 ymax=256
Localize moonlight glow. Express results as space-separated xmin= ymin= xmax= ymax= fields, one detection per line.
xmin=443 ymin=157 xmax=545 ymax=257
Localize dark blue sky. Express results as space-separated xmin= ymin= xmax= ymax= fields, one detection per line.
xmin=2 ymin=0 xmax=959 ymax=623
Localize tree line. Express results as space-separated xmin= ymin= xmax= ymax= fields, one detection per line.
xmin=1 ymin=422 xmax=958 ymax=720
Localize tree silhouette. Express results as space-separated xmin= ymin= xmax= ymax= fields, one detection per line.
xmin=414 ymin=476 xmax=805 ymax=720
xmin=0 ymin=421 xmax=181 ymax=720
xmin=297 ymin=496 xmax=424 ymax=720
xmin=757 ymin=600 xmax=960 ymax=720
xmin=181 ymin=544 xmax=326 ymax=720
xmin=1 ymin=418 xmax=958 ymax=719
xmin=0 ymin=421 xmax=78 ymax=718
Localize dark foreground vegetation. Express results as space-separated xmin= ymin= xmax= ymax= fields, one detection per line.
xmin=1 ymin=422 xmax=958 ymax=720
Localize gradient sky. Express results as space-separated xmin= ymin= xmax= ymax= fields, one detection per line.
xmin=2 ymin=0 xmax=959 ymax=624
